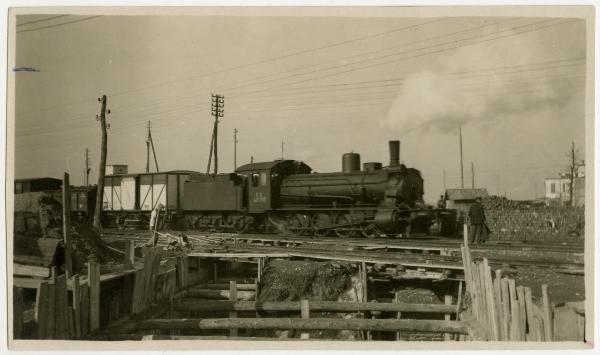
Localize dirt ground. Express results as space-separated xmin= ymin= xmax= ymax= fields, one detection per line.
xmin=504 ymin=266 xmax=585 ymax=304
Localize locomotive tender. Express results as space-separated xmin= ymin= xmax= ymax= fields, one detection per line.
xmin=179 ymin=140 xmax=455 ymax=238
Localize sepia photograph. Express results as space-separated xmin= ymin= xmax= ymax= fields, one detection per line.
xmin=4 ymin=5 xmax=595 ymax=350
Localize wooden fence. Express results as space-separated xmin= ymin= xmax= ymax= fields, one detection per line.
xmin=461 ymin=227 xmax=585 ymax=341
xmin=14 ymin=245 xmax=192 ymax=340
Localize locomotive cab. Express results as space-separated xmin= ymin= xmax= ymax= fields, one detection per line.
xmin=235 ymin=160 xmax=312 ymax=213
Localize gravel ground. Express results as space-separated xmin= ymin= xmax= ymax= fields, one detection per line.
xmin=508 ymin=266 xmax=585 ymax=304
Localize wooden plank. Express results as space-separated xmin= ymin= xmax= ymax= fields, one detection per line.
xmin=541 ymin=284 xmax=553 ymax=341
xmin=72 ymin=274 xmax=81 ymax=339
xmin=88 ymin=261 xmax=101 ymax=332
xmin=13 ymin=263 xmax=50 ymax=278
xmin=80 ymin=285 xmax=89 ymax=337
xmin=124 ymin=240 xmax=135 ymax=270
xmin=516 ymin=286 xmax=527 ymax=341
xmin=138 ymin=318 xmax=471 ymax=333
xmin=394 ymin=289 xmax=401 ymax=341
xmin=500 ymin=278 xmax=510 ymax=341
xmin=361 ymin=262 xmax=368 ymax=302
xmin=493 ymin=269 xmax=504 ymax=340
xmin=46 ymin=282 xmax=56 ymax=339
xmin=300 ymin=300 xmax=310 ymax=340
xmin=476 ymin=262 xmax=488 ymax=339
xmin=483 ymin=260 xmax=499 ymax=341
xmin=35 ymin=282 xmax=49 ymax=339
xmin=508 ymin=279 xmax=518 ymax=341
xmin=524 ymin=287 xmax=537 ymax=341
xmin=62 ymin=172 xmax=73 ymax=276
xmin=229 ymin=281 xmax=238 ymax=337
xmin=460 ymin=247 xmax=472 ymax=296
xmin=55 ymin=275 xmax=68 ymax=339
xmin=173 ymin=300 xmax=456 ymax=313
xmin=192 ymin=283 xmax=257 ymax=291
xmin=444 ymin=295 xmax=453 ymax=341
xmin=13 ymin=287 xmax=24 ymax=339
xmin=131 ymin=269 xmax=145 ymax=314
xmin=185 ymin=289 xmax=255 ymax=300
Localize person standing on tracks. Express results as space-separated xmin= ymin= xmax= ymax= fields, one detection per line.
xmin=468 ymin=197 xmax=486 ymax=245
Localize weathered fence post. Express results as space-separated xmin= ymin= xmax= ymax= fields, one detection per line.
xmin=73 ymin=274 xmax=81 ymax=338
xmin=444 ymin=295 xmax=453 ymax=341
xmin=541 ymin=284 xmax=553 ymax=341
xmin=88 ymin=261 xmax=101 ymax=332
xmin=124 ymin=240 xmax=135 ymax=270
xmin=229 ymin=281 xmax=238 ymax=337
xmin=301 ymin=299 xmax=310 ymax=340
xmin=35 ymin=282 xmax=50 ymax=339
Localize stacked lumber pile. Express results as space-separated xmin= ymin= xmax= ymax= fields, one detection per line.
xmin=482 ymin=197 xmax=584 ymax=242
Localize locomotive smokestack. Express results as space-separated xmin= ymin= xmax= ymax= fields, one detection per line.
xmin=389 ymin=140 xmax=400 ymax=167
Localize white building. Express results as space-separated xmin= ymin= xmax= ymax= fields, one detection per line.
xmin=544 ymin=164 xmax=585 ymax=206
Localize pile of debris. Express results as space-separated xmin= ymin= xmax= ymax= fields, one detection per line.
xmin=257 ymin=259 xmax=358 ymax=339
xmin=14 ymin=191 xmax=121 ymax=275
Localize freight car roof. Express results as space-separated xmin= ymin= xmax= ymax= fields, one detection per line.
xmin=106 ymin=170 xmax=199 ymax=177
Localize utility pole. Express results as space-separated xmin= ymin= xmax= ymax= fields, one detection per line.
xmin=207 ymin=93 xmax=224 ymax=174
xmin=471 ymin=162 xmax=475 ymax=189
xmin=93 ymin=95 xmax=110 ymax=229
xmin=233 ymin=128 xmax=238 ymax=170
xmin=84 ymin=148 xmax=90 ymax=186
xmin=146 ymin=121 xmax=151 ymax=173
xmin=459 ymin=125 xmax=464 ymax=189
xmin=281 ymin=141 xmax=284 ymax=160
xmin=567 ymin=141 xmax=577 ymax=207
xmin=148 ymin=122 xmax=159 ymax=172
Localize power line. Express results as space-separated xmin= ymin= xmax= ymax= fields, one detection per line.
xmin=231 ymin=19 xmax=570 ymax=98
xmin=17 ymin=15 xmax=101 ymax=34
xmin=15 ymin=19 xmax=441 ymax=115
xmin=106 ymin=19 xmax=446 ymax=100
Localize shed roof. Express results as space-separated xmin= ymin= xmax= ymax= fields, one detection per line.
xmin=445 ymin=188 xmax=489 ymax=201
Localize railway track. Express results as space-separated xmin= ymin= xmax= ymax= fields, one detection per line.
xmin=101 ymin=229 xmax=584 ymax=270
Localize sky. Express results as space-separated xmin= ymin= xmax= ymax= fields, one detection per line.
xmin=12 ymin=12 xmax=587 ymax=203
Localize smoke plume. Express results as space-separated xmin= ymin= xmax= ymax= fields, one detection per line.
xmin=382 ymin=32 xmax=585 ymax=133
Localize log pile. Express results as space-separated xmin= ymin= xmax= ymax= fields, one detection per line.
xmin=482 ymin=197 xmax=584 ymax=242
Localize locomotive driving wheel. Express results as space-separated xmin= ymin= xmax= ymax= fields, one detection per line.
xmin=312 ymin=213 xmax=332 ymax=237
xmin=334 ymin=214 xmax=356 ymax=238
xmin=361 ymin=223 xmax=382 ymax=239
xmin=285 ymin=214 xmax=309 ymax=237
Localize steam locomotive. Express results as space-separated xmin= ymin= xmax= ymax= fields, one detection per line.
xmin=173 ymin=140 xmax=456 ymax=238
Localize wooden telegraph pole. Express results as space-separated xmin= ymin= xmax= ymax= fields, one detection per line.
xmin=233 ymin=128 xmax=238 ymax=170
xmin=146 ymin=121 xmax=151 ymax=173
xmin=207 ymin=94 xmax=224 ymax=174
xmin=84 ymin=148 xmax=90 ymax=186
xmin=146 ymin=121 xmax=159 ymax=172
xmin=62 ymin=173 xmax=72 ymax=276
xmin=459 ymin=126 xmax=464 ymax=189
xmin=93 ymin=95 xmax=109 ymax=229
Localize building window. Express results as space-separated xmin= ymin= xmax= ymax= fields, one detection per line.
xmin=550 ymin=183 xmax=556 ymax=194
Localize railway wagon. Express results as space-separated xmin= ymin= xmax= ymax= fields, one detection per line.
xmin=103 ymin=170 xmax=198 ymax=226
xmin=179 ymin=141 xmax=455 ymax=238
